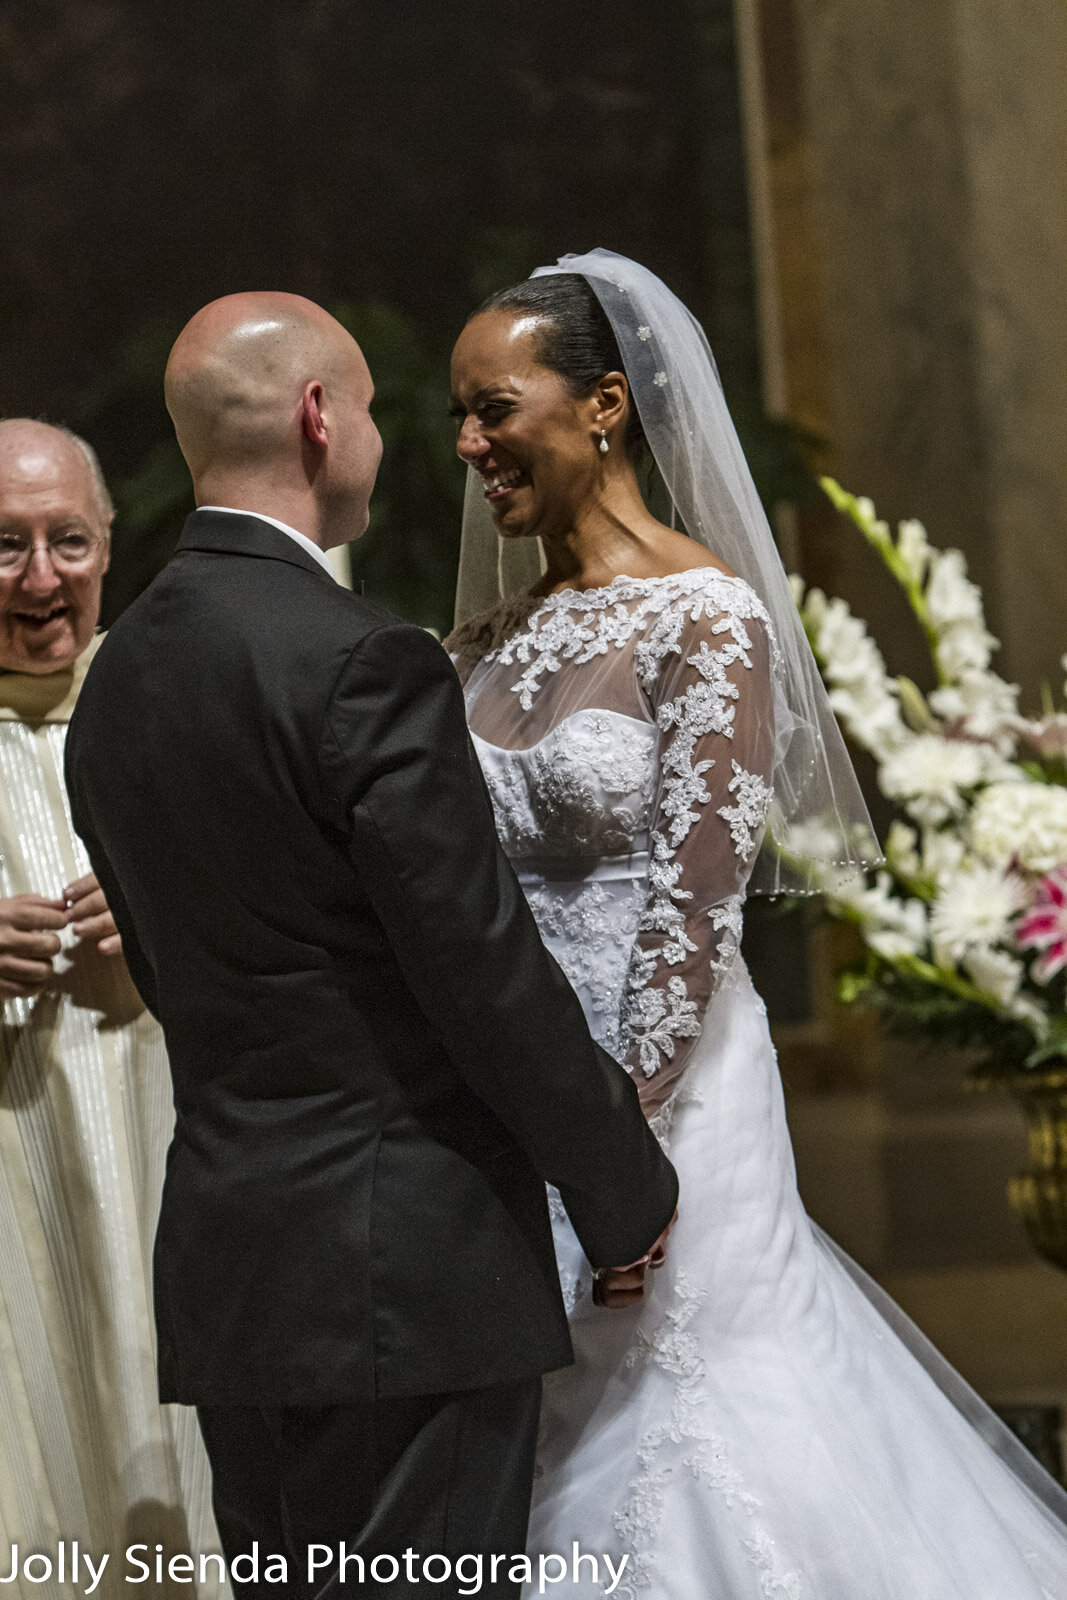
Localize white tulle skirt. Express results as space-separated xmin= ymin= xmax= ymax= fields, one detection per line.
xmin=530 ymin=964 xmax=1067 ymax=1599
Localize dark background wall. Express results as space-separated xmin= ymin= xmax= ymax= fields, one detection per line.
xmin=0 ymin=0 xmax=810 ymax=1008
xmin=0 ymin=0 xmax=777 ymax=631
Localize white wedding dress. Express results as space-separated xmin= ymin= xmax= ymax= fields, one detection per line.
xmin=452 ymin=566 xmax=1067 ymax=1600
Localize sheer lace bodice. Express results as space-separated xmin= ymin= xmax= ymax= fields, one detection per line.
xmin=452 ymin=568 xmax=778 ymax=1114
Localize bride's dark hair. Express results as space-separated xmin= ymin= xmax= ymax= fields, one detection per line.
xmin=474 ymin=274 xmax=648 ymax=461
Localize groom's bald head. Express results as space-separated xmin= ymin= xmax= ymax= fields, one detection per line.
xmin=165 ymin=292 xmax=380 ymax=544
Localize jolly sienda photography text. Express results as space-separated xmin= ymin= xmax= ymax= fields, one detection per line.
xmin=1 ymin=1542 xmax=633 ymax=1595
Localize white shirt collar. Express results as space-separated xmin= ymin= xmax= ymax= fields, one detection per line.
xmin=199 ymin=506 xmax=337 ymax=580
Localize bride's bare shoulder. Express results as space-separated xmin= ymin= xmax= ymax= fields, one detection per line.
xmin=627 ymin=523 xmax=739 ymax=583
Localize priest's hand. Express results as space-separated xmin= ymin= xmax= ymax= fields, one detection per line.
xmin=0 ymin=894 xmax=68 ymax=997
xmin=63 ymin=873 xmax=122 ymax=957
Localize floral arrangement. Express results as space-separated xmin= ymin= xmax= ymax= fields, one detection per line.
xmin=791 ymin=480 xmax=1067 ymax=1076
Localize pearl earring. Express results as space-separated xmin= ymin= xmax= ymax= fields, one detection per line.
xmin=599 ymin=429 xmax=610 ymax=454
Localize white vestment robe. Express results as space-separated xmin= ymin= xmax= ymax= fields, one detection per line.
xmin=0 ymin=636 xmax=223 ymax=1598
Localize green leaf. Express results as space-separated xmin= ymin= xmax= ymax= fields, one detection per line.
xmin=837 ymin=970 xmax=873 ymax=1005
xmin=1024 ymin=1016 xmax=1067 ymax=1069
xmin=896 ymin=676 xmax=939 ymax=733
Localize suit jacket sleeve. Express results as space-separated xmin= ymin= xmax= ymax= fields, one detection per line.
xmin=64 ymin=742 xmax=162 ymax=1021
xmin=319 ymin=621 xmax=679 ymax=1271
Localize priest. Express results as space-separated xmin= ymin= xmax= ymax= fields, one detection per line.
xmin=0 ymin=420 xmax=219 ymax=1595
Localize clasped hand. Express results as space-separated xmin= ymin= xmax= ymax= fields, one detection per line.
xmin=591 ymin=1208 xmax=678 ymax=1309
xmin=0 ymin=873 xmax=122 ymax=998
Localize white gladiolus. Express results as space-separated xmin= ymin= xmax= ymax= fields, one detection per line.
xmin=929 ymin=865 xmax=1024 ymax=963
xmin=935 ymin=623 xmax=996 ymax=679
xmin=776 ymin=815 xmax=848 ymax=868
xmin=800 ymin=590 xmax=907 ymax=761
xmin=919 ymin=827 xmax=967 ymax=887
xmin=828 ymin=688 xmax=909 ymax=762
xmin=962 ymin=946 xmax=1025 ymax=1009
xmin=1007 ymin=993 xmax=1050 ymax=1036
xmin=805 ymin=479 xmax=1067 ymax=1060
xmin=928 ymin=673 xmax=1020 ymax=742
xmin=867 ymin=922 xmax=927 ymax=961
xmin=896 ymin=519 xmax=932 ymax=586
xmin=901 ymin=538 xmax=1021 ymax=739
xmin=831 ymin=871 xmax=928 ymax=959
xmin=884 ymin=821 xmax=920 ymax=879
xmin=1010 ymin=713 xmax=1067 ymax=761
xmin=887 ymin=820 xmax=968 ymax=888
xmin=970 ymin=781 xmax=1067 ymax=875
xmin=854 ymin=498 xmax=891 ymax=548
xmin=925 ymin=549 xmax=984 ymax=628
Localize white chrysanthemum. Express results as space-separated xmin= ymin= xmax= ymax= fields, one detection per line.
xmin=970 ymin=781 xmax=1067 ymax=875
xmin=878 ymin=734 xmax=987 ymax=825
xmin=929 ymin=865 xmax=1024 ymax=962
xmin=962 ymin=945 xmax=1025 ymax=1008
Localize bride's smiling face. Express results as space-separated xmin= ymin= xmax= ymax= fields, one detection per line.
xmin=450 ymin=310 xmax=608 ymax=540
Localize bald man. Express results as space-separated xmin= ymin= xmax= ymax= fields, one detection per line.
xmin=64 ymin=296 xmax=678 ymax=1598
xmin=0 ymin=421 xmax=220 ymax=1596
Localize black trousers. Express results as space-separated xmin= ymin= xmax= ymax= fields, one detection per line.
xmin=196 ymin=1378 xmax=542 ymax=1600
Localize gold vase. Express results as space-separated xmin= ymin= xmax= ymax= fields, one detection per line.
xmin=1004 ymin=1062 xmax=1067 ymax=1272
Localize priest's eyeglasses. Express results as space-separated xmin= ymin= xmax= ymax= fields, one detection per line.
xmin=0 ymin=530 xmax=105 ymax=575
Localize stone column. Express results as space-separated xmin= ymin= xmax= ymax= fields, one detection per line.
xmin=790 ymin=0 xmax=1067 ymax=699
xmin=734 ymin=0 xmax=1067 ymax=1428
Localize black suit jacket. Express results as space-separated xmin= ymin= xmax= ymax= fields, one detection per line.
xmin=65 ymin=510 xmax=678 ymax=1406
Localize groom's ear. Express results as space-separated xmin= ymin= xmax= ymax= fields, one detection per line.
xmin=301 ymin=381 xmax=329 ymax=449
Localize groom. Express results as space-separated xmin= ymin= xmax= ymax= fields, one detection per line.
xmin=64 ymin=293 xmax=678 ymax=1596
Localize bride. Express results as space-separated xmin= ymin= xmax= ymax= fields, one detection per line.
xmin=445 ymin=249 xmax=1067 ymax=1598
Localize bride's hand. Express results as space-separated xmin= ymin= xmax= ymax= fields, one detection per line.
xmin=591 ymin=1209 xmax=678 ymax=1308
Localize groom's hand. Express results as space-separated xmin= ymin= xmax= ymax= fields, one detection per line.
xmin=591 ymin=1208 xmax=678 ymax=1308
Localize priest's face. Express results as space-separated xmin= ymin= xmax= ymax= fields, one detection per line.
xmin=0 ymin=423 xmax=111 ymax=675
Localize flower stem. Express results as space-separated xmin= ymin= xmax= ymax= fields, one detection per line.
xmin=820 ymin=477 xmax=949 ymax=686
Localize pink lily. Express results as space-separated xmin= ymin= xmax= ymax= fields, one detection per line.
xmin=1016 ymin=868 xmax=1067 ymax=982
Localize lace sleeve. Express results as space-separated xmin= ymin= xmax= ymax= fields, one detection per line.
xmin=444 ymin=594 xmax=541 ymax=686
xmin=621 ymin=594 xmax=777 ymax=1115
